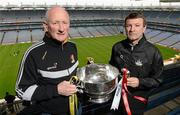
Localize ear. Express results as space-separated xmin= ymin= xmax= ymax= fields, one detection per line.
xmin=143 ymin=25 xmax=147 ymax=33
xmin=43 ymin=21 xmax=48 ymax=32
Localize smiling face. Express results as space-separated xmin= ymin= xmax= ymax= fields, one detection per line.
xmin=43 ymin=7 xmax=70 ymax=43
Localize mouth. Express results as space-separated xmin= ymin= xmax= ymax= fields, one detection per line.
xmin=57 ymin=32 xmax=65 ymax=35
xmin=129 ymin=33 xmax=136 ymax=36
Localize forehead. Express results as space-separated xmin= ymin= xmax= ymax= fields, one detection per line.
xmin=47 ymin=8 xmax=69 ymax=22
xmin=126 ymin=18 xmax=144 ymax=24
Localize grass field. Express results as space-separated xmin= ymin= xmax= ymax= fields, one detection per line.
xmin=0 ymin=34 xmax=179 ymax=99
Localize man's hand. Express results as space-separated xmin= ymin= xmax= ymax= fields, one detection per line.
xmin=127 ymin=77 xmax=139 ymax=88
xmin=57 ymin=81 xmax=77 ymax=96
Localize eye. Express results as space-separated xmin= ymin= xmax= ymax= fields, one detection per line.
xmin=62 ymin=21 xmax=68 ymax=24
xmin=135 ymin=24 xmax=141 ymax=27
xmin=51 ymin=21 xmax=60 ymax=25
xmin=125 ymin=25 xmax=131 ymax=28
xmin=52 ymin=22 xmax=58 ymax=25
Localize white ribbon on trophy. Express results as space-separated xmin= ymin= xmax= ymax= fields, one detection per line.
xmin=110 ymin=78 xmax=122 ymax=110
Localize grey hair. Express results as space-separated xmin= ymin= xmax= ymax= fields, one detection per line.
xmin=44 ymin=6 xmax=67 ymax=22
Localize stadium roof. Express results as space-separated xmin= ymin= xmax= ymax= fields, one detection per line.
xmin=1 ymin=0 xmax=179 ymax=6
xmin=0 ymin=0 xmax=179 ymax=11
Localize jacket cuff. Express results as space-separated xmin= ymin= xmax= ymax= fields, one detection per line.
xmin=54 ymin=85 xmax=60 ymax=97
xmin=138 ymin=78 xmax=145 ymax=89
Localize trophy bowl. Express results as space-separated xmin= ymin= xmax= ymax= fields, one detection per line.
xmin=76 ymin=63 xmax=119 ymax=103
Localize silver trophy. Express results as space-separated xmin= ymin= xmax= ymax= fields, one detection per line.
xmin=76 ymin=63 xmax=119 ymax=103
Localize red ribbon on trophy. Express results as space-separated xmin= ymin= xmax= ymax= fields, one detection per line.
xmin=122 ymin=68 xmax=132 ymax=115
xmin=121 ymin=68 xmax=147 ymax=115
xmin=111 ymin=68 xmax=147 ymax=114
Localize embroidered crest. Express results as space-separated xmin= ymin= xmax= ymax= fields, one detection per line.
xmin=70 ymin=54 xmax=75 ymax=63
xmin=135 ymin=59 xmax=143 ymax=67
xmin=47 ymin=63 xmax=58 ymax=70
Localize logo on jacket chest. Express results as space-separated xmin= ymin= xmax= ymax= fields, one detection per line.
xmin=45 ymin=54 xmax=75 ymax=70
xmin=135 ymin=59 xmax=143 ymax=67
xmin=47 ymin=63 xmax=58 ymax=70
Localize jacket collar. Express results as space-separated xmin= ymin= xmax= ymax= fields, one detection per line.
xmin=43 ymin=32 xmax=67 ymax=47
xmin=124 ymin=34 xmax=147 ymax=51
xmin=127 ymin=34 xmax=146 ymax=47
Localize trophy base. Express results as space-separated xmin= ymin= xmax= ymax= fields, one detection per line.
xmin=88 ymin=94 xmax=111 ymax=103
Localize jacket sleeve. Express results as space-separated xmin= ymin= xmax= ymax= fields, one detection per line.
xmin=109 ymin=45 xmax=117 ymax=67
xmin=15 ymin=52 xmax=59 ymax=102
xmin=138 ymin=48 xmax=164 ymax=89
xmin=109 ymin=45 xmax=121 ymax=69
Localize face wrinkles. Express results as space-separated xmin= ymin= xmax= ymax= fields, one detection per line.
xmin=125 ymin=18 xmax=146 ymax=45
xmin=43 ymin=7 xmax=70 ymax=43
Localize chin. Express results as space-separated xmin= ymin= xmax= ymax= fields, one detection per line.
xmin=129 ymin=36 xmax=138 ymax=40
xmin=128 ymin=38 xmax=135 ymax=41
xmin=56 ymin=38 xmax=66 ymax=42
xmin=55 ymin=36 xmax=67 ymax=42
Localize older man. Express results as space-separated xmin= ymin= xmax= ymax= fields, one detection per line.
xmin=16 ymin=6 xmax=78 ymax=115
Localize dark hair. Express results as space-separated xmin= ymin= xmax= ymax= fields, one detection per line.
xmin=124 ymin=12 xmax=146 ymax=27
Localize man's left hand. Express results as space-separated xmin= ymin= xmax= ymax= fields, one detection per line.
xmin=127 ymin=77 xmax=139 ymax=88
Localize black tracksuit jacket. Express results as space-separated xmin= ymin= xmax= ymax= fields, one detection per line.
xmin=15 ymin=34 xmax=78 ymax=114
xmin=109 ymin=35 xmax=164 ymax=114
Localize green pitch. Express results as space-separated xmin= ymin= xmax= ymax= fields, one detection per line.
xmin=0 ymin=35 xmax=179 ymax=98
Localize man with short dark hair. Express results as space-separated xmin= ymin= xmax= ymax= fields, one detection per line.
xmin=109 ymin=12 xmax=164 ymax=115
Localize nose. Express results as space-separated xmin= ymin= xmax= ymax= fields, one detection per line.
xmin=130 ymin=25 xmax=135 ymax=32
xmin=58 ymin=22 xmax=64 ymax=33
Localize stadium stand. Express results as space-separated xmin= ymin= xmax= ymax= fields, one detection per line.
xmin=159 ymin=34 xmax=180 ymax=47
xmin=69 ymin=28 xmax=82 ymax=38
xmin=2 ymin=31 xmax=17 ymax=44
xmin=0 ymin=7 xmax=179 ymax=49
xmin=149 ymin=32 xmax=173 ymax=43
xmin=31 ymin=29 xmax=44 ymax=42
xmin=85 ymin=27 xmax=103 ymax=37
xmin=18 ymin=30 xmax=31 ymax=43
xmin=145 ymin=30 xmax=162 ymax=39
xmin=0 ymin=10 xmax=44 ymax=22
xmin=77 ymin=27 xmax=93 ymax=37
xmin=171 ymin=42 xmax=180 ymax=49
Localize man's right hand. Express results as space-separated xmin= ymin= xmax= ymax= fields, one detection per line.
xmin=57 ymin=81 xmax=77 ymax=96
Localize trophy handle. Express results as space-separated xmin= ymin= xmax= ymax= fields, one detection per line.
xmin=70 ymin=76 xmax=84 ymax=93
xmin=76 ymin=81 xmax=84 ymax=93
xmin=87 ymin=57 xmax=94 ymax=64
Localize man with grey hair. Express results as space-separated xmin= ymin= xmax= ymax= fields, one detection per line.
xmin=16 ymin=6 xmax=79 ymax=115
